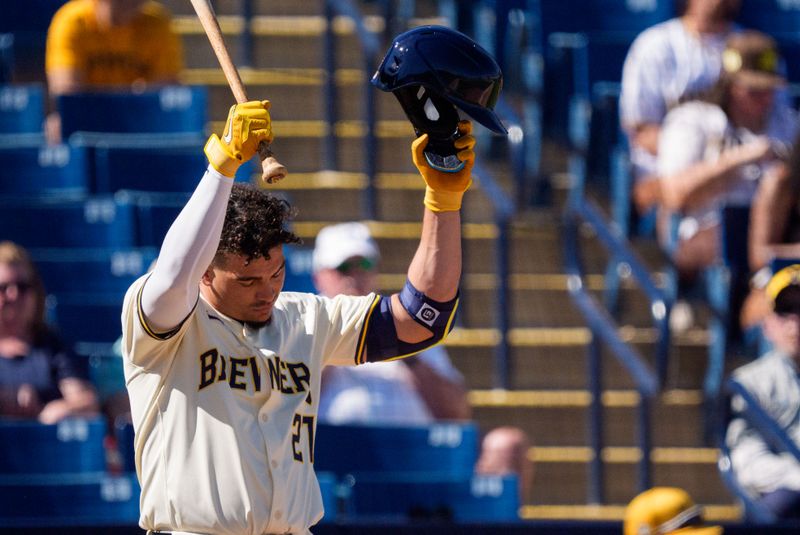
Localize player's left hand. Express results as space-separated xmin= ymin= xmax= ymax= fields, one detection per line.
xmin=412 ymin=120 xmax=476 ymax=212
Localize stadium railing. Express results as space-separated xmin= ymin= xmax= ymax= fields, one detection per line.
xmin=563 ymin=188 xmax=667 ymax=503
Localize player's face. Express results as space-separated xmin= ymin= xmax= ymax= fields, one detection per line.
xmin=201 ymin=247 xmax=286 ymax=324
xmin=0 ymin=263 xmax=37 ymax=335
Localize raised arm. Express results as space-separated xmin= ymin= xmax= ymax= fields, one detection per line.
xmin=140 ymin=101 xmax=273 ymax=332
xmin=390 ymin=120 xmax=474 ymax=344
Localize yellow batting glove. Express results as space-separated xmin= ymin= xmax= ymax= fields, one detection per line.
xmin=412 ymin=120 xmax=476 ymax=212
xmin=204 ymin=100 xmax=274 ymax=178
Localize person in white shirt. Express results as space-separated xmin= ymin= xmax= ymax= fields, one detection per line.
xmin=620 ymin=0 xmax=740 ymax=211
xmin=726 ymin=264 xmax=800 ymax=520
xmin=653 ymin=31 xmax=798 ymax=278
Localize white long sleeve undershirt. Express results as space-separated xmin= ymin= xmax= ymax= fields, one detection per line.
xmin=140 ymin=166 xmax=233 ymax=332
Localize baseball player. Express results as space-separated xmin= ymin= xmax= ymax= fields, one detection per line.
xmin=121 ymin=104 xmax=474 ymax=534
xmin=121 ymin=25 xmax=504 ymax=535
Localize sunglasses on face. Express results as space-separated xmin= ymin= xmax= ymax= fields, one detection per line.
xmin=335 ymin=257 xmax=375 ymax=274
xmin=0 ymin=281 xmax=32 ymax=297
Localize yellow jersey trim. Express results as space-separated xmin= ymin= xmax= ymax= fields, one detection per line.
xmin=136 ymin=275 xmax=197 ymax=341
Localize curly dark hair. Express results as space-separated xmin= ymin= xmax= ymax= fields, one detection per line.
xmin=214 ymin=184 xmax=301 ymax=265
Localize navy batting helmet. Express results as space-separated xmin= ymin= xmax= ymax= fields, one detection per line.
xmin=371 ymin=25 xmax=507 ymax=135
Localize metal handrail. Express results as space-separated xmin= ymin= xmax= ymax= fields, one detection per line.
xmin=563 ymin=192 xmax=666 ymax=503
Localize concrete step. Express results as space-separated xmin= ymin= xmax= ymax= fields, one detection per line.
xmin=175 ymin=15 xmax=371 ymax=70
xmin=468 ymin=389 xmax=706 ymax=449
xmin=520 ymin=503 xmax=740 ymax=523
xmin=467 ymin=389 xmax=732 ymax=507
xmin=181 ymin=67 xmax=410 ymax=123
xmin=162 ymin=0 xmax=326 ymax=17
xmin=526 ymin=455 xmax=733 ymax=508
xmin=265 ymin=171 xmax=497 ymax=222
xmin=445 ymin=328 xmax=710 ymax=391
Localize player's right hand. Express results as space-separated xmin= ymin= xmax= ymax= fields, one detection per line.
xmin=204 ymin=100 xmax=273 ymax=178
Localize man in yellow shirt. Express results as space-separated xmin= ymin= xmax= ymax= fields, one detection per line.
xmin=45 ymin=0 xmax=183 ymax=141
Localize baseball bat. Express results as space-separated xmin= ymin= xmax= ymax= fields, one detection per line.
xmin=188 ymin=0 xmax=287 ymax=184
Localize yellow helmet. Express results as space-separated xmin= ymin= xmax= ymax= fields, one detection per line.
xmin=623 ymin=487 xmax=723 ymax=535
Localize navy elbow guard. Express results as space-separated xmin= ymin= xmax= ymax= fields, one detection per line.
xmin=362 ymin=282 xmax=459 ymax=363
xmin=399 ymin=279 xmax=458 ymax=339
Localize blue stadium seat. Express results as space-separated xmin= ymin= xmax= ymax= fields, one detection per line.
xmin=115 ymin=420 xmax=136 ymax=474
xmin=0 ymin=418 xmax=106 ymax=475
xmin=0 ymin=34 xmax=12 ymax=83
xmin=50 ymin=295 xmax=126 ymax=346
xmin=0 ymin=196 xmax=136 ymax=249
xmin=348 ymin=473 xmax=519 ymax=521
xmin=0 ymin=83 xmax=45 ymax=133
xmin=284 ymin=245 xmax=315 ymax=293
xmin=0 ymin=0 xmax=67 ymax=82
xmin=317 ymin=471 xmax=339 ymax=523
xmin=535 ymin=0 xmax=673 ymax=142
xmin=315 ymin=422 xmax=479 ymax=479
xmin=33 ymin=247 xmax=157 ymax=298
xmin=0 ymin=472 xmax=140 ymax=527
xmin=91 ymin=135 xmax=255 ymax=195
xmin=0 ymin=141 xmax=88 ymax=199
xmin=737 ymin=0 xmax=800 ymax=38
xmin=775 ymin=38 xmax=800 ymax=85
xmin=58 ymin=86 xmax=208 ymax=140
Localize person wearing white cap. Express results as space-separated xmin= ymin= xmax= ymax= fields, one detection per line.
xmin=726 ymin=264 xmax=800 ymax=520
xmin=312 ymin=222 xmax=471 ymax=425
xmin=312 ymin=222 xmax=534 ymax=503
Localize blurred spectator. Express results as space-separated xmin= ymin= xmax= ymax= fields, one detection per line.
xmin=314 ymin=222 xmax=533 ymax=503
xmin=314 ymin=223 xmax=471 ymax=425
xmin=0 ymin=241 xmax=99 ymax=424
xmin=650 ymin=31 xmax=797 ymax=280
xmin=726 ymin=264 xmax=800 ymax=520
xmin=44 ymin=0 xmax=184 ymax=142
xmin=740 ymin=133 xmax=800 ymax=330
xmin=621 ymin=0 xmax=740 ymax=192
xmin=624 ymin=486 xmax=723 ymax=534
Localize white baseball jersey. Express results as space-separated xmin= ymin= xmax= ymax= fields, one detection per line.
xmin=121 ymin=275 xmax=377 ymax=535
